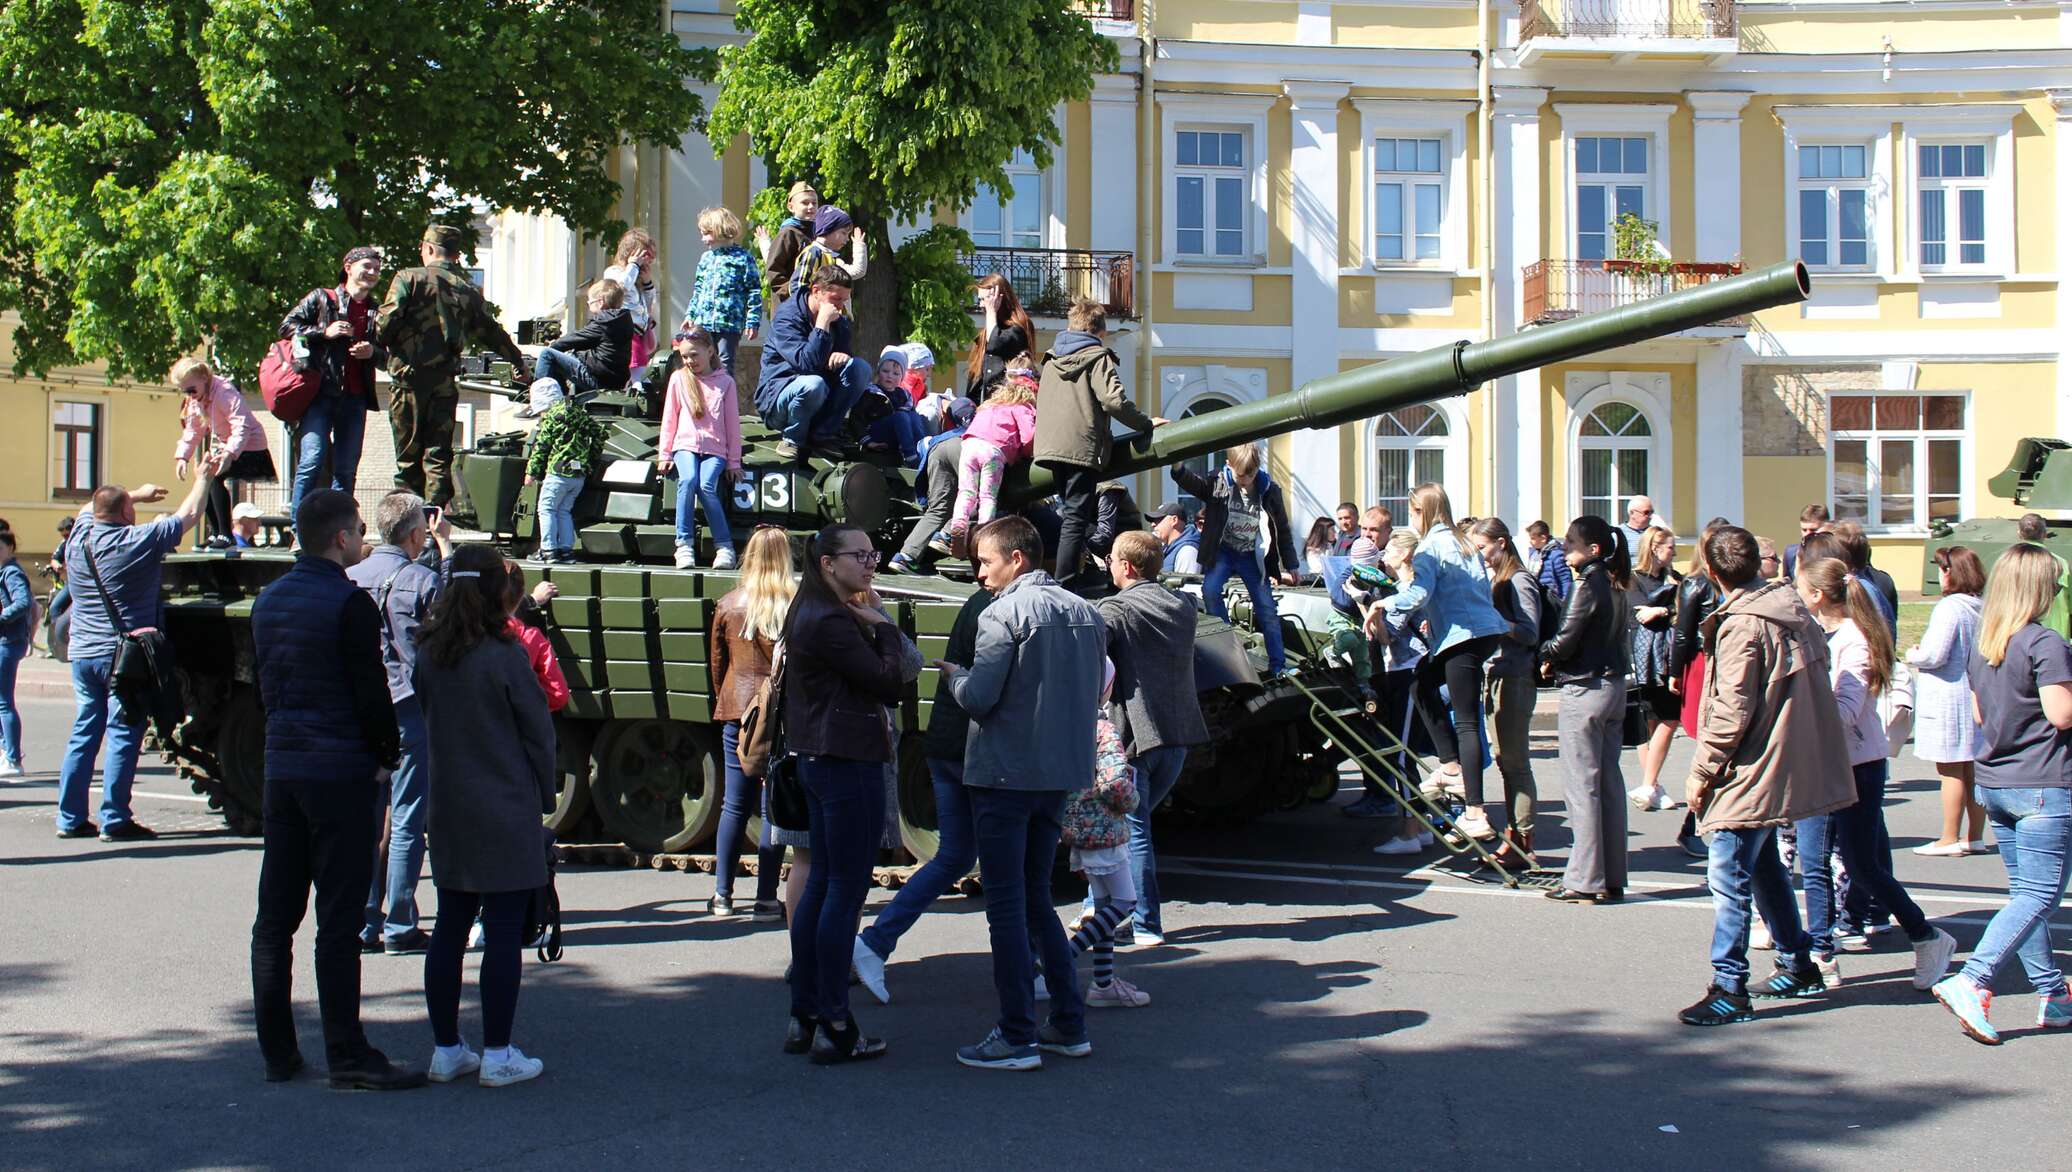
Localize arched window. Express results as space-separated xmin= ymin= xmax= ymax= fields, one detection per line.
xmin=1174 ymin=396 xmax=1238 ymax=510
xmin=1374 ymin=404 xmax=1450 ymax=522
xmin=1576 ymin=400 xmax=1653 ymax=523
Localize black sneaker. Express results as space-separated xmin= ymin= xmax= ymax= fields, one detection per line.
xmin=1749 ymin=962 xmax=1825 ymax=999
xmin=359 ymin=935 xmax=384 ymax=954
xmin=783 ymin=1014 xmax=816 ymax=1055
xmin=264 ymin=1051 xmax=306 ymax=1083
xmin=327 ymin=1049 xmax=428 ymax=1091
xmin=809 ymin=1018 xmax=888 ymax=1066
xmin=98 ymin=821 xmax=157 ymax=842
xmin=956 ymin=1028 xmax=1040 ymax=1071
xmin=751 ymin=900 xmax=785 ymax=923
xmin=1678 ymin=984 xmax=1756 ymax=1026
xmin=383 ymin=928 xmax=432 ymax=955
xmin=55 ymin=822 xmax=99 ymax=840
xmin=707 ymin=894 xmax=739 ymax=918
xmin=1036 ymin=1021 xmax=1091 ymax=1058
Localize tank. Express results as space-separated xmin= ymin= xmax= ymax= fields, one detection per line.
xmin=1922 ymin=437 xmax=2072 ymax=595
xmin=154 ymin=259 xmax=1811 ymax=859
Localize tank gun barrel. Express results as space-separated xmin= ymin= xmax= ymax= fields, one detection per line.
xmin=1004 ymin=260 xmax=1811 ymax=505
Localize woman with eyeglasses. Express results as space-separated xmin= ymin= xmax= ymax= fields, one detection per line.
xmin=780 ymin=524 xmax=916 ymax=1063
xmin=170 ymin=356 xmax=277 ymax=546
xmin=1908 ymin=545 xmax=1991 ymax=856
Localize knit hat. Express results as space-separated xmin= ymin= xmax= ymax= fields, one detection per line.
xmin=877 ymin=345 xmax=909 ymax=374
xmin=520 ymin=377 xmax=565 ymax=418
xmin=812 ymin=206 xmax=853 ymax=238
xmin=901 ymin=342 xmax=936 ymax=370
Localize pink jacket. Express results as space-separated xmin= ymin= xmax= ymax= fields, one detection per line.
xmin=659 ymin=367 xmax=742 ymax=470
xmin=964 ymin=400 xmax=1038 ymax=465
xmin=174 ymin=376 xmax=270 ymax=461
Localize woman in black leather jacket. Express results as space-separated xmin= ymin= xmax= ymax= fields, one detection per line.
xmin=1538 ymin=515 xmax=1632 ymax=904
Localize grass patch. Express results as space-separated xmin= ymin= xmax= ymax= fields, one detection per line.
xmin=1898 ymin=600 xmax=1933 ymax=653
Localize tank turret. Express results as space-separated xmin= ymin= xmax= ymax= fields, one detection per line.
xmin=1924 ymin=437 xmax=2072 ymax=594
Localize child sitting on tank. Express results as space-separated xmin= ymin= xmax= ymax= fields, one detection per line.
xmin=521 ymin=376 xmax=608 ymax=565
xmin=930 ymin=359 xmax=1040 ymax=558
xmin=658 ymin=326 xmax=743 ymax=570
xmin=863 ymin=346 xmax=928 ymax=467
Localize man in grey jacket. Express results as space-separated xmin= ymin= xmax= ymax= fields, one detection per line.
xmin=346 ymin=490 xmax=451 ymax=955
xmin=1091 ymin=530 xmax=1207 ymax=944
xmin=938 ymin=515 xmax=1105 ymax=1071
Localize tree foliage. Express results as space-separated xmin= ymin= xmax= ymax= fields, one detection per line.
xmin=709 ymin=0 xmax=1119 ymax=350
xmin=893 ymin=224 xmax=978 ymax=363
xmin=0 ymin=0 xmax=713 ymax=381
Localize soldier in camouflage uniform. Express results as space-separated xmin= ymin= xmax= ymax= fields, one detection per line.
xmin=375 ymin=224 xmax=528 ymax=506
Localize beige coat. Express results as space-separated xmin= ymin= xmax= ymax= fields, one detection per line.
xmin=1687 ymin=580 xmax=1858 ymax=832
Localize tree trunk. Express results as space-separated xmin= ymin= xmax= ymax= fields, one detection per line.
xmin=852 ymin=218 xmax=900 ymax=362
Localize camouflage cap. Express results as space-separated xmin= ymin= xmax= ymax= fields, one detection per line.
xmin=422 ymin=224 xmax=463 ymax=251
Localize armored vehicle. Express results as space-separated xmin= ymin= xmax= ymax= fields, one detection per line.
xmin=154 ymin=260 xmax=1811 ymax=862
xmin=1922 ymin=437 xmax=2072 ymax=594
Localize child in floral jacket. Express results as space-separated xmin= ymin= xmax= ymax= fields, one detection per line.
xmin=1062 ymin=659 xmax=1150 ymax=1008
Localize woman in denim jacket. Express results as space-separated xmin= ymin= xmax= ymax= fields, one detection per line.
xmin=1380 ymin=484 xmax=1509 ymax=842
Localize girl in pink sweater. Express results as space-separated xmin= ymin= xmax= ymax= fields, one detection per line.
xmin=939 ymin=365 xmax=1039 ymax=551
xmin=170 ymin=356 xmax=276 ymax=546
xmin=657 ymin=327 xmax=743 ymax=569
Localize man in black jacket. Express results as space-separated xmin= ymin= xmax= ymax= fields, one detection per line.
xmin=534 ymin=278 xmax=635 ymax=394
xmin=250 ymin=490 xmax=421 ymax=1091
xmin=1087 ymin=481 xmax=1144 ymax=572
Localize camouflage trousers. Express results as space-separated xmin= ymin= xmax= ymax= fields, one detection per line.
xmin=389 ymin=379 xmax=459 ymax=506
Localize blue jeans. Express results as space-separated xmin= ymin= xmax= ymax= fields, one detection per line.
xmin=1203 ymin=545 xmax=1285 ymax=673
xmin=714 ymin=722 xmax=781 ymax=904
xmin=291 ymin=394 xmax=368 ymax=515
xmin=860 ymin=758 xmax=975 ymax=960
xmin=0 ymin=637 xmax=24 ymax=767
xmin=1795 ymin=760 xmax=1929 ymax=956
xmin=789 ymin=754 xmax=885 ymax=1023
xmin=534 ymin=348 xmax=599 ymax=394
xmin=1960 ymin=786 xmax=2072 ymax=996
xmin=1707 ymin=825 xmax=1813 ymax=994
xmin=712 ymin=331 xmax=742 ymax=381
xmin=671 ymin=451 xmax=734 ymax=551
xmin=1082 ymin=744 xmax=1188 ymax=936
xmin=364 ymin=698 xmax=429 ymax=942
xmin=536 ymin=473 xmax=584 ymax=554
xmin=762 ymin=358 xmax=871 ymax=447
xmin=969 ymin=785 xmax=1086 ymax=1046
xmin=56 ymin=655 xmax=145 ymax=831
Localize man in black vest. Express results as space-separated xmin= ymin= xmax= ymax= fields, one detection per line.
xmin=249 ymin=490 xmax=420 ymax=1090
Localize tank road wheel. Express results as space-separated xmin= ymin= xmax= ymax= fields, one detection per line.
xmin=210 ymin=687 xmax=266 ymax=835
xmin=545 ymin=717 xmax=596 ymax=837
xmin=893 ymin=732 xmax=938 ymax=864
xmin=588 ymin=719 xmax=722 ymax=853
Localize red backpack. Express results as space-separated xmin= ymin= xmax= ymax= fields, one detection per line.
xmin=258 ymin=289 xmax=336 ymax=422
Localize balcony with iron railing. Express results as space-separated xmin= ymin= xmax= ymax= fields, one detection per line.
xmin=1071 ymin=0 xmax=1133 ymax=21
xmin=1516 ymin=1 xmax=1738 ymax=63
xmin=964 ymin=247 xmax=1136 ymax=320
xmin=1522 ymin=259 xmax=1748 ymax=329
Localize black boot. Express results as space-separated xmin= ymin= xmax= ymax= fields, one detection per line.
xmin=808 ymin=1016 xmax=888 ymax=1065
xmin=783 ymin=1013 xmax=817 ymax=1055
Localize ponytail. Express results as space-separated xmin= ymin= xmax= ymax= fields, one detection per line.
xmin=1565 ymin=514 xmax=1630 ymax=591
xmin=1798 ymin=556 xmax=1893 ymax=696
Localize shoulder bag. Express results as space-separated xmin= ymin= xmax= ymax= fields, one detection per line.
xmin=738 ymin=639 xmax=810 ymax=832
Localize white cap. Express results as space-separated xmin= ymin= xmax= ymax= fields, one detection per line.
xmin=521 ymin=377 xmax=564 ymax=418
xmin=901 ymin=342 xmax=935 ymax=369
xmin=231 ymin=502 xmax=263 ymax=522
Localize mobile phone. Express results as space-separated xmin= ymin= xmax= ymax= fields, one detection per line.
xmin=424 ymin=505 xmax=442 ymax=527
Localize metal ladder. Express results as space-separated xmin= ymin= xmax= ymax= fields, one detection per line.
xmin=1287 ymin=674 xmax=1526 ymax=889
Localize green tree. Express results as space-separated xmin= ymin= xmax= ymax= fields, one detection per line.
xmin=0 ymin=0 xmax=712 ymax=381
xmin=709 ymin=0 xmax=1118 ymax=357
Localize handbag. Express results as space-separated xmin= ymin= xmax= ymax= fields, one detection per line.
xmin=735 ymin=640 xmax=785 ymax=779
xmin=1619 ymin=674 xmax=1650 ymax=748
xmin=78 ymin=537 xmax=185 ymax=732
xmin=767 ymin=753 xmax=810 ymax=833
xmin=525 ymin=831 xmax=564 ymax=963
xmin=258 ymin=289 xmax=335 ymax=423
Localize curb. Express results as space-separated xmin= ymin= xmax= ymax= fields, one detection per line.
xmin=17 ymin=658 xmax=74 ymax=701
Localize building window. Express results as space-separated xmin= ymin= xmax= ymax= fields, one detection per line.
xmin=970 ymin=148 xmax=1045 ymax=251
xmin=1917 ymin=142 xmax=1989 ymax=269
xmin=1175 ymin=128 xmax=1247 ymax=258
xmin=1174 ymin=396 xmax=1237 ymax=510
xmin=52 ymin=401 xmax=101 ymax=500
xmin=1374 ymin=138 xmax=1444 ymax=263
xmin=1574 ymin=136 xmax=1648 ymax=262
xmin=1795 ymin=143 xmax=1872 ymax=270
xmin=1375 ymin=405 xmax=1450 ymax=521
xmin=1830 ymin=394 xmax=1965 ymax=530
xmin=1576 ymin=401 xmax=1652 ymax=523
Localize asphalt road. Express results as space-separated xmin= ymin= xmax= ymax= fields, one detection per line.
xmin=2 ymin=691 xmax=2068 ymax=1171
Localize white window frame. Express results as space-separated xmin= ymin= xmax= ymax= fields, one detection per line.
xmin=1778 ymin=106 xmax=1899 ymax=280
xmin=1159 ymin=363 xmax=1268 ymax=506
xmin=1791 ymin=141 xmax=1876 ymax=273
xmin=1826 ymin=392 xmax=1971 ymax=536
xmin=1904 ymin=109 xmax=2017 ymax=277
xmin=1554 ymin=104 xmax=1673 ymax=264
xmin=960 ymin=106 xmax=1070 ymax=252
xmin=1565 ymin=371 xmax=1673 ymax=527
xmin=1159 ymin=93 xmax=1274 ymax=267
xmin=50 ymin=395 xmax=106 ymax=502
xmin=1367 ymin=401 xmax=1468 ymax=521
xmin=1353 ymin=99 xmax=1473 ymax=274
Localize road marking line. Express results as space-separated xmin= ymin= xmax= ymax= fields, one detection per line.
xmin=132 ymin=791 xmax=211 ymax=805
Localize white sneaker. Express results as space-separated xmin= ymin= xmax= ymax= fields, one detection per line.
xmin=0 ymin=761 xmax=22 ymax=779
xmin=479 ymin=1046 xmax=544 ymax=1088
xmin=1453 ymin=806 xmax=1497 ymax=841
xmin=1912 ymin=841 xmax=1968 ymax=857
xmin=1373 ymin=835 xmax=1424 ymax=856
xmin=672 ymin=544 xmax=697 ymax=569
xmin=1749 ymin=916 xmax=1774 ymax=951
xmin=1629 ymin=785 xmax=1672 ymax=812
xmin=1130 ymin=925 xmax=1162 ymax=947
xmin=427 ymin=1045 xmax=481 ymax=1084
xmin=711 ymin=546 xmax=737 ymax=570
xmin=852 ymin=936 xmax=890 ymax=1005
xmin=1813 ymin=953 xmax=1842 ymax=988
xmin=1649 ymin=789 xmax=1679 ymax=811
xmin=1086 ymin=977 xmax=1152 ymax=1008
xmin=1963 ymin=838 xmax=1994 ymax=854
xmin=467 ymin=920 xmax=485 ymax=950
xmin=1913 ymin=927 xmax=1959 ymax=991
xmin=1418 ymin=769 xmax=1466 ymax=802
xmin=1417 ymin=829 xmax=1436 ymax=848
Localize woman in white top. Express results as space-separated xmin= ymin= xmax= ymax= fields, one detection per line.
xmin=1907 ymin=545 xmax=1990 ymax=855
xmin=601 ymin=228 xmax=661 ymax=375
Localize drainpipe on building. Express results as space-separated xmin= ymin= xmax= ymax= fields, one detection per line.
xmin=1137 ymin=2 xmax=1156 ymax=419
xmin=1478 ymin=0 xmax=1495 ymax=515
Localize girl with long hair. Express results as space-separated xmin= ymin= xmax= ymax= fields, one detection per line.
xmin=1908 ymin=545 xmax=1991 ymax=855
xmin=1539 ymin=514 xmax=1631 ymax=902
xmin=658 ymin=325 xmax=743 ymax=570
xmin=1785 ymin=557 xmax=1955 ymax=994
xmin=1627 ymin=524 xmax=1683 ymax=812
xmin=1666 ymin=519 xmax=1730 ymax=857
xmin=603 ymin=227 xmax=661 ymax=372
xmin=414 ymin=544 xmax=557 ymax=1087
xmin=1466 ymin=518 xmax=1540 ymax=868
xmin=1932 ymin=543 xmax=2072 ymax=1042
xmin=938 ymin=366 xmax=1039 ymax=552
xmin=1302 ymin=516 xmax=1336 ymax=579
xmin=709 ymin=527 xmax=797 ymax=919
xmin=965 ymin=274 xmax=1033 ymax=401
xmin=1378 ymin=483 xmax=1510 ymax=843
